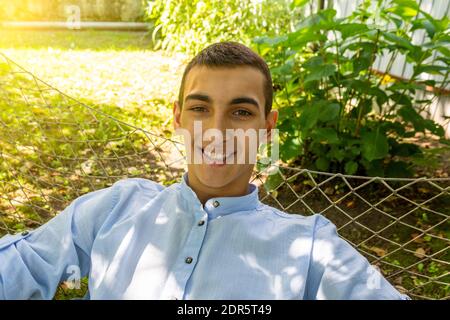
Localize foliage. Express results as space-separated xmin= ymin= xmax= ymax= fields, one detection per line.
xmin=254 ymin=0 xmax=449 ymax=177
xmin=145 ymin=0 xmax=299 ymax=55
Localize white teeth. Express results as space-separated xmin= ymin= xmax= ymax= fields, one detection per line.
xmin=202 ymin=149 xmax=234 ymax=161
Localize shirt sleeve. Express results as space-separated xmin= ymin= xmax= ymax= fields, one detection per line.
xmin=305 ymin=215 xmax=411 ymax=300
xmin=0 ymin=182 xmax=121 ymax=300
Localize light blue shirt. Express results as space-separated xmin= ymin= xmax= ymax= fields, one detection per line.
xmin=0 ymin=173 xmax=409 ymax=300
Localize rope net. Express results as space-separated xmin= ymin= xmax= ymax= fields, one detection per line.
xmin=0 ymin=52 xmax=448 ymax=300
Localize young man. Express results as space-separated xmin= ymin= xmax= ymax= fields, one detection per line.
xmin=0 ymin=42 xmax=409 ymax=300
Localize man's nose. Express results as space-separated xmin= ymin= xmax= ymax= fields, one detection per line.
xmin=206 ymin=110 xmax=228 ymax=133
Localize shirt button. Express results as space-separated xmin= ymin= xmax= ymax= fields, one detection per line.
xmin=198 ymin=220 xmax=205 ymax=226
xmin=185 ymin=256 xmax=193 ymax=264
xmin=213 ymin=200 xmax=220 ymax=208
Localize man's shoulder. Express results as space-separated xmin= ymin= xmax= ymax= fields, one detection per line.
xmin=256 ymin=203 xmax=332 ymax=229
xmin=112 ymin=177 xmax=166 ymax=193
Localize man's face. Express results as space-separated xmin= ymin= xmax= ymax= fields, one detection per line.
xmin=173 ymin=65 xmax=277 ymax=191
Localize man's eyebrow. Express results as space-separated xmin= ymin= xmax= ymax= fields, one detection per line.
xmin=185 ymin=93 xmax=211 ymax=103
xmin=230 ymin=97 xmax=259 ymax=109
xmin=185 ymin=93 xmax=260 ymax=110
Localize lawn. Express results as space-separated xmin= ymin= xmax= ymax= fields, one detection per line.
xmin=0 ymin=29 xmax=188 ymax=131
xmin=0 ymin=29 xmax=189 ymax=299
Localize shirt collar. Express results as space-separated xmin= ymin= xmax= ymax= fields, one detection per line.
xmin=179 ymin=172 xmax=260 ymax=220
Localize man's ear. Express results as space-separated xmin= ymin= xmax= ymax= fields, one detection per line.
xmin=173 ymin=101 xmax=182 ymax=130
xmin=265 ymin=110 xmax=278 ymax=141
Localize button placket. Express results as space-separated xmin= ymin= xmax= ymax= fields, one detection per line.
xmin=160 ymin=209 xmax=208 ymax=300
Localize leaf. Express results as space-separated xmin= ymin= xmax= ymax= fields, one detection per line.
xmin=264 ymin=171 xmax=284 ymax=192
xmin=345 ymin=200 xmax=355 ymax=208
xmin=271 ymin=58 xmax=295 ymax=76
xmin=361 ymin=130 xmax=389 ymax=162
xmin=304 ymin=64 xmax=336 ymax=84
xmin=382 ymin=31 xmax=414 ymax=51
xmin=295 ymin=9 xmax=337 ymax=30
xmin=386 ymin=0 xmax=419 ymax=20
xmin=299 ymin=105 xmax=320 ymax=132
xmin=315 ymin=157 xmax=330 ymax=171
xmin=385 ymin=161 xmax=412 ymax=178
xmin=303 ymin=56 xmax=324 ymax=69
xmin=421 ymin=11 xmax=448 ymax=34
xmin=368 ymin=87 xmax=388 ymax=106
xmin=288 ymin=30 xmax=325 ymax=50
xmin=412 ymin=18 xmax=437 ymax=39
xmin=319 ymin=103 xmax=340 ymax=122
xmin=352 ymin=99 xmax=372 ymax=118
xmin=411 ymin=233 xmax=425 ymax=244
xmin=364 ymin=159 xmax=385 ymax=177
xmin=353 ymin=55 xmax=372 ymax=74
xmin=390 ymin=92 xmax=412 ymax=107
xmin=313 ymin=127 xmax=339 ymax=144
xmin=370 ymin=246 xmax=387 ymax=257
xmin=393 ymin=0 xmax=419 ymax=10
xmin=345 ymin=41 xmax=376 ymax=53
xmin=417 ymin=263 xmax=424 ymax=272
xmin=280 ymin=136 xmax=301 ymax=162
xmin=290 ymin=0 xmax=309 ymax=9
xmin=342 ymin=78 xmax=371 ymax=94
xmin=414 ymin=248 xmax=426 ymax=258
xmin=398 ymin=106 xmax=425 ymax=132
xmin=344 ymin=161 xmax=358 ymax=175
xmin=336 ymin=23 xmax=369 ymax=39
xmin=390 ymin=142 xmax=421 ymax=157
xmin=253 ymin=35 xmax=288 ymax=47
xmin=424 ymin=119 xmax=445 ymax=137
xmin=414 ymin=64 xmax=449 ymax=76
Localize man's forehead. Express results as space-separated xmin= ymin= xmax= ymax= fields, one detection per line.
xmin=183 ymin=65 xmax=265 ymax=101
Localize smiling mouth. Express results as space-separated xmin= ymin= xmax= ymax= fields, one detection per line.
xmin=199 ymin=147 xmax=237 ymax=165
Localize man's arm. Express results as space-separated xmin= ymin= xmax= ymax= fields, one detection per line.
xmin=0 ymin=182 xmax=120 ymax=299
xmin=304 ymin=215 xmax=410 ymax=300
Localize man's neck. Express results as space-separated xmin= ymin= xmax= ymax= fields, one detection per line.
xmin=186 ymin=171 xmax=252 ymax=205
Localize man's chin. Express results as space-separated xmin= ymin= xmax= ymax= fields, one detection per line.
xmin=189 ymin=165 xmax=236 ymax=188
xmin=197 ymin=169 xmax=235 ymax=189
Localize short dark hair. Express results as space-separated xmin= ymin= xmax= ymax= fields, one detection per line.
xmin=178 ymin=41 xmax=273 ymax=116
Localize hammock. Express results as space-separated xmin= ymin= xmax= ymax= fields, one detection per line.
xmin=0 ymin=52 xmax=448 ymax=300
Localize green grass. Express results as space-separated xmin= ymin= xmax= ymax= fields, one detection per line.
xmin=0 ymin=29 xmax=188 ymax=130
xmin=0 ymin=30 xmax=188 ymax=299
xmin=0 ymin=29 xmax=154 ymax=51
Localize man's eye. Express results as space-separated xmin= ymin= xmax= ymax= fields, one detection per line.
xmin=189 ymin=106 xmax=207 ymax=112
xmin=233 ymin=109 xmax=253 ymax=117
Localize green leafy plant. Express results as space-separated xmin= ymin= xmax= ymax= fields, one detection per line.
xmin=254 ymin=0 xmax=449 ymax=177
xmin=145 ymin=0 xmax=299 ymax=55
